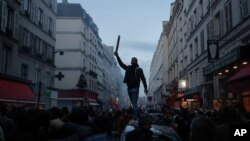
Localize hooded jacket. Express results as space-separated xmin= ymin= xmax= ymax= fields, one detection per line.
xmin=116 ymin=55 xmax=147 ymax=89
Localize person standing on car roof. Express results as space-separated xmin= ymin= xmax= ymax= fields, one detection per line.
xmin=114 ymin=52 xmax=148 ymax=120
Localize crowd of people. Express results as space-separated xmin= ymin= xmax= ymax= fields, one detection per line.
xmin=0 ymin=102 xmax=249 ymax=141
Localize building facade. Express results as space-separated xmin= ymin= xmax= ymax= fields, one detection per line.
xmin=0 ymin=0 xmax=57 ymax=106
xmin=148 ymin=22 xmax=167 ymax=110
xmin=152 ymin=0 xmax=250 ymax=111
xmin=55 ymin=1 xmax=125 ymax=109
xmin=0 ymin=0 xmax=20 ymax=76
xmin=18 ymin=0 xmax=57 ymax=87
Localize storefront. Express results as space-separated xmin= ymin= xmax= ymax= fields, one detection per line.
xmin=56 ymin=89 xmax=98 ymax=111
xmin=227 ymin=63 xmax=250 ymax=112
xmin=0 ymin=78 xmax=36 ymax=107
xmin=204 ymin=45 xmax=250 ymax=110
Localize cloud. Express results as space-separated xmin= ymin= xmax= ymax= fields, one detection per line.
xmin=122 ymin=41 xmax=156 ymax=51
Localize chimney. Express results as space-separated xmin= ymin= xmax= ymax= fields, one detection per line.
xmin=62 ymin=0 xmax=68 ymax=4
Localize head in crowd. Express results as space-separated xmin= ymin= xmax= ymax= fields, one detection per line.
xmin=190 ymin=116 xmax=216 ymax=141
xmin=138 ymin=115 xmax=152 ymax=129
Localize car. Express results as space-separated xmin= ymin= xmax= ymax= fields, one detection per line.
xmin=148 ymin=113 xmax=172 ymax=126
xmin=120 ymin=113 xmax=181 ymax=141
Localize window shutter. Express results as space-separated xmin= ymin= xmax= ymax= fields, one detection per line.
xmin=219 ymin=11 xmax=224 ymax=36
xmin=40 ymin=11 xmax=43 ymax=29
xmin=35 ymin=5 xmax=38 ymax=24
xmin=42 ymin=12 xmax=45 ymax=30
xmin=52 ymin=0 xmax=56 ymax=12
xmin=1 ymin=0 xmax=7 ymax=32
xmin=44 ymin=14 xmax=47 ymax=31
xmin=28 ymin=0 xmax=32 ymax=14
xmin=52 ymin=20 xmax=55 ymax=37
xmin=14 ymin=11 xmax=19 ymax=39
xmin=46 ymin=15 xmax=49 ymax=32
xmin=31 ymin=1 xmax=34 ymax=22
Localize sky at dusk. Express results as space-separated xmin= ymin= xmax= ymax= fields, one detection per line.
xmin=58 ymin=0 xmax=175 ymax=96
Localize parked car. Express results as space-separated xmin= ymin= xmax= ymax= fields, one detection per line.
xmin=120 ymin=113 xmax=181 ymax=141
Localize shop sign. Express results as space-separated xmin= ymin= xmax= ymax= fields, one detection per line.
xmin=204 ymin=47 xmax=240 ymax=75
xmin=207 ymin=40 xmax=219 ymax=63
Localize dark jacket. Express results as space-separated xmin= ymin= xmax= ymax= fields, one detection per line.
xmin=116 ymin=55 xmax=147 ymax=89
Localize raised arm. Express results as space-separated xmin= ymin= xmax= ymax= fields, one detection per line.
xmin=114 ymin=52 xmax=127 ymax=70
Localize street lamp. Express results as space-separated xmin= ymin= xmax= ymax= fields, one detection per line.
xmin=54 ymin=50 xmax=64 ymax=55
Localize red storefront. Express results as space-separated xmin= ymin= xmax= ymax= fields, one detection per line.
xmin=0 ymin=78 xmax=36 ymax=106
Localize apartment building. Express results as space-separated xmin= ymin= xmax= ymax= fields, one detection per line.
xmin=153 ymin=0 xmax=250 ymax=110
xmin=0 ymin=0 xmax=57 ymax=105
xmin=18 ymin=0 xmax=57 ymax=87
xmin=55 ymin=1 xmax=125 ymax=108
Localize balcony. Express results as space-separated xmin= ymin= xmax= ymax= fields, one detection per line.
xmin=36 ymin=53 xmax=42 ymax=59
xmin=24 ymin=11 xmax=30 ymax=19
xmin=46 ymin=58 xmax=53 ymax=64
xmin=5 ymin=28 xmax=13 ymax=37
xmin=179 ymin=68 xmax=187 ymax=78
xmin=21 ymin=46 xmax=31 ymax=54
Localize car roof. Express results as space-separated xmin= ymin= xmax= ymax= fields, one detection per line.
xmin=122 ymin=125 xmax=181 ymax=141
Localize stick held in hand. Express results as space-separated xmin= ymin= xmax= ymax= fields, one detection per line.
xmin=115 ymin=35 xmax=120 ymax=53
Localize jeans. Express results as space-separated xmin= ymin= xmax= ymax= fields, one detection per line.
xmin=128 ymin=87 xmax=139 ymax=120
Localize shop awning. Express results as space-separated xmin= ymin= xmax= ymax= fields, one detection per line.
xmin=228 ymin=64 xmax=250 ymax=82
xmin=227 ymin=64 xmax=250 ymax=93
xmin=0 ymin=79 xmax=35 ymax=102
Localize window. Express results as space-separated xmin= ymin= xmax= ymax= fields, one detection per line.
xmin=239 ymin=0 xmax=249 ymax=19
xmin=199 ymin=0 xmax=203 ymax=18
xmin=206 ymin=23 xmax=210 ymax=40
xmin=23 ymin=0 xmax=30 ymax=12
xmin=190 ymin=44 xmax=193 ymax=62
xmin=38 ymin=8 xmax=44 ymax=26
xmin=20 ymin=27 xmax=31 ymax=48
xmin=219 ymin=11 xmax=224 ymax=36
xmin=35 ymin=69 xmax=41 ymax=83
xmin=49 ymin=17 xmax=53 ymax=35
xmin=200 ymin=29 xmax=205 ymax=53
xmin=6 ymin=6 xmax=14 ymax=34
xmin=21 ymin=64 xmax=28 ymax=79
xmin=35 ymin=37 xmax=40 ymax=54
xmin=197 ymin=68 xmax=200 ymax=86
xmin=46 ymin=72 xmax=50 ymax=87
xmin=23 ymin=0 xmax=31 ymax=18
xmin=2 ymin=47 xmax=9 ymax=73
xmin=49 ymin=0 xmax=53 ymax=7
xmin=194 ymin=9 xmax=198 ymax=26
xmin=195 ymin=38 xmax=198 ymax=57
xmin=225 ymin=1 xmax=232 ymax=32
xmin=190 ymin=71 xmax=193 ymax=88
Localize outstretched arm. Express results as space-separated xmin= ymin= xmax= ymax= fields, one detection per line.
xmin=114 ymin=52 xmax=127 ymax=70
